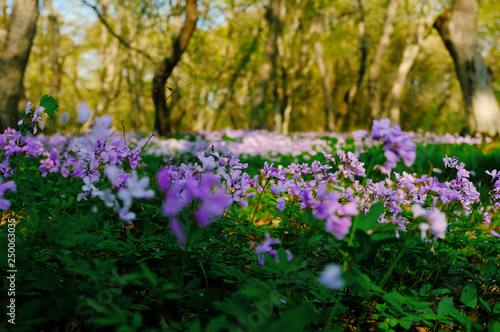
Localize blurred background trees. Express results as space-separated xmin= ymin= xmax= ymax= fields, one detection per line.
xmin=1 ymin=0 xmax=500 ymax=136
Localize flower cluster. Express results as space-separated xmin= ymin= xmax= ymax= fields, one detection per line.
xmin=313 ymin=186 xmax=359 ymax=240
xmin=253 ymin=232 xmax=293 ymax=265
xmin=411 ymin=204 xmax=447 ymax=240
xmin=157 ymin=153 xmax=236 ymax=245
xmin=18 ymin=101 xmax=45 ymax=134
xmin=371 ymin=118 xmax=416 ymax=172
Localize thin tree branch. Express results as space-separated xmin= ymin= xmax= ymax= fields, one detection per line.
xmin=81 ymin=0 xmax=157 ymax=64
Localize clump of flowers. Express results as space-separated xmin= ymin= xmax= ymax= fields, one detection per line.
xmin=253 ymin=232 xmax=293 ymax=265
xmin=313 ymin=184 xmax=358 ymax=240
xmin=18 ymin=101 xmax=45 ymax=135
xmin=411 ymin=204 xmax=447 ymax=240
xmin=371 ymin=118 xmax=416 ymax=172
xmin=157 ymin=160 xmax=233 ymax=245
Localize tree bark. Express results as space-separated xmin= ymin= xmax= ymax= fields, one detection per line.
xmin=152 ymin=0 xmax=199 ymax=136
xmin=0 ymin=0 xmax=39 ymax=131
xmin=312 ymin=16 xmax=334 ymax=132
xmin=46 ymin=0 xmax=61 ymax=100
xmin=434 ymin=0 xmax=500 ymax=135
xmin=250 ymin=0 xmax=281 ymax=130
xmin=368 ymin=0 xmax=397 ymax=121
xmin=96 ymin=0 xmax=123 ymax=115
xmin=338 ymin=0 xmax=367 ymax=131
xmin=206 ymin=26 xmax=262 ymax=132
xmin=386 ymin=0 xmax=434 ymax=125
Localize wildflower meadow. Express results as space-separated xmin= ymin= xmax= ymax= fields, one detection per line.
xmin=1 ymin=98 xmax=499 ymax=331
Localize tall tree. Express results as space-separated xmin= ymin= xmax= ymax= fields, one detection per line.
xmin=339 ymin=0 xmax=367 ymax=130
xmin=0 ymin=0 xmax=39 ymax=131
xmin=152 ymin=0 xmax=199 ymax=136
xmin=83 ymin=0 xmax=199 ymax=136
xmin=385 ymin=0 xmax=435 ymax=125
xmin=95 ymin=0 xmax=123 ymax=115
xmin=313 ymin=13 xmax=335 ymax=132
xmin=250 ymin=0 xmax=281 ymax=130
xmin=45 ymin=0 xmax=61 ymax=101
xmin=434 ymin=0 xmax=500 ymax=135
xmin=368 ymin=0 xmax=397 ymax=121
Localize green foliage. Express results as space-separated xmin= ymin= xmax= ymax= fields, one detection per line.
xmin=39 ymin=94 xmax=59 ymax=117
xmin=2 ymin=140 xmax=500 ymax=331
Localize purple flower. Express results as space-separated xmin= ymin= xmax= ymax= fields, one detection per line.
xmin=277 ymin=197 xmax=286 ymax=211
xmin=318 ymin=264 xmax=344 ymax=290
xmin=105 ymin=164 xmax=129 ymax=188
xmin=253 ymin=233 xmax=293 ymax=266
xmin=171 ymin=218 xmax=185 ymax=245
xmin=353 ymin=129 xmax=368 ymax=140
xmin=313 ymin=191 xmax=358 ymax=240
xmin=118 ymin=171 xmax=155 ymax=209
xmin=337 ymin=150 xmax=366 ymax=180
xmin=255 ymin=233 xmax=280 ymax=265
xmin=371 ymin=119 xmax=416 ymax=172
xmin=412 ymin=204 xmax=447 ymax=240
xmin=194 ymin=189 xmax=232 ymax=226
xmin=59 ymin=112 xmax=70 ymax=126
xmin=31 ymin=106 xmax=45 ymax=134
xmin=0 ymin=179 xmax=16 ymax=210
xmin=254 ymin=232 xmax=293 ymax=265
xmin=371 ymin=119 xmax=391 ymax=140
xmin=491 ymin=230 xmax=500 ymax=238
xmin=77 ymin=102 xmax=92 ymax=125
xmin=443 ymin=155 xmax=458 ymax=168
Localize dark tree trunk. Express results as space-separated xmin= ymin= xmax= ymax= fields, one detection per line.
xmin=339 ymin=0 xmax=367 ymax=130
xmin=250 ymin=0 xmax=281 ymax=130
xmin=434 ymin=0 xmax=500 ymax=135
xmin=0 ymin=0 xmax=39 ymax=131
xmin=152 ymin=0 xmax=199 ymax=136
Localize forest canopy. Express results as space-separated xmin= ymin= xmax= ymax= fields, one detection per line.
xmin=1 ymin=0 xmax=500 ymax=135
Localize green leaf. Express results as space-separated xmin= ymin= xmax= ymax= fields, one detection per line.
xmin=38 ymin=271 xmax=60 ymax=291
xmin=398 ymin=318 xmax=413 ymax=330
xmin=488 ymin=319 xmax=500 ymax=332
xmin=40 ymin=94 xmax=59 ymax=117
xmin=460 ymin=284 xmax=477 ymax=308
xmin=479 ymin=298 xmax=491 ymax=313
xmin=493 ymin=302 xmax=500 ymax=315
xmin=139 ymin=263 xmax=158 ymax=287
xmin=437 ymin=296 xmax=454 ymax=316
xmin=205 ymin=315 xmax=230 ymax=332
xmin=164 ymin=292 xmax=184 ymax=300
xmin=357 ymin=202 xmax=384 ymax=232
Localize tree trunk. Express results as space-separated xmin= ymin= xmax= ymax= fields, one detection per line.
xmin=434 ymin=0 xmax=500 ymax=135
xmin=153 ymin=0 xmax=199 ymax=136
xmin=386 ymin=0 xmax=434 ymax=125
xmin=206 ymin=26 xmax=262 ymax=132
xmin=339 ymin=0 xmax=367 ymax=130
xmin=46 ymin=0 xmax=61 ymax=100
xmin=250 ymin=0 xmax=281 ymax=130
xmin=0 ymin=0 xmax=39 ymax=131
xmin=368 ymin=0 xmax=397 ymax=121
xmin=96 ymin=0 xmax=123 ymax=115
xmin=312 ymin=17 xmax=334 ymax=132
